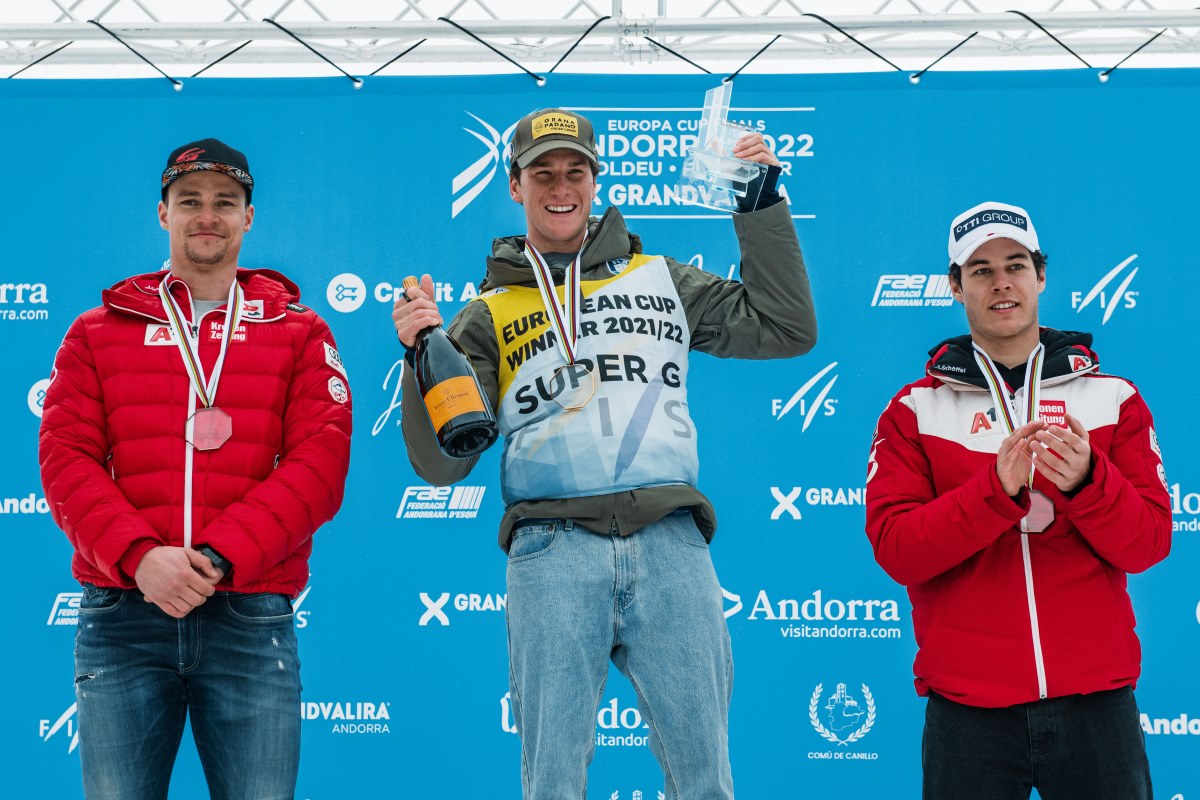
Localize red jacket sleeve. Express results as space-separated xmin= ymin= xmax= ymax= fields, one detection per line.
xmin=39 ymin=316 xmax=163 ymax=583
xmin=864 ymin=389 xmax=1027 ymax=586
xmin=196 ymin=314 xmax=353 ymax=587
xmin=1061 ymin=387 xmax=1171 ymax=573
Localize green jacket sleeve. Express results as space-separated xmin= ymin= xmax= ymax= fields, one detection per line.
xmin=400 ymin=299 xmax=501 ymax=486
xmin=670 ymin=199 xmax=817 ymax=359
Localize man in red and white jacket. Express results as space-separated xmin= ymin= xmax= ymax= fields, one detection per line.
xmin=865 ymin=201 xmax=1169 ymax=799
xmin=39 ymin=138 xmax=352 ymax=799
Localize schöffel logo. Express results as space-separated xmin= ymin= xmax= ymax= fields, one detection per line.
xmin=453 ymin=112 xmax=519 ymax=219
xmin=301 ymin=701 xmax=391 ymax=734
xmin=771 ymin=362 xmax=838 ymax=432
xmin=0 ymin=281 xmax=50 ymax=321
xmin=28 ymin=378 xmax=51 ymax=417
xmin=871 ymin=274 xmax=954 ymax=308
xmin=326 ymin=272 xmax=367 ymax=313
xmin=397 ymin=485 xmax=487 ymax=519
xmin=808 ymin=682 xmax=879 ymax=756
xmin=418 ymin=591 xmax=506 ymax=626
xmin=1071 ymin=255 xmax=1138 ymax=325
xmin=39 ymin=702 xmax=79 ymax=754
xmin=48 ymin=592 xmax=81 ymax=626
xmin=1 ymin=493 xmax=50 ymax=515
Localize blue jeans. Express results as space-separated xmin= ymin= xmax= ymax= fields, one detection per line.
xmin=74 ymin=584 xmax=301 ymax=800
xmin=505 ymin=511 xmax=735 ymax=800
xmin=922 ymin=687 xmax=1152 ymax=800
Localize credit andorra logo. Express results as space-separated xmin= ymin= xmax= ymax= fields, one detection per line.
xmin=300 ymin=701 xmax=392 ymax=734
xmin=500 ymin=692 xmax=652 ymax=748
xmin=397 ymin=485 xmax=487 ymax=520
xmin=326 ymin=272 xmax=481 ymax=316
xmin=28 ymin=378 xmax=51 ymax=418
xmin=325 ymin=272 xmax=366 ymax=313
xmin=418 ymin=591 xmax=506 ymax=626
xmin=39 ymin=702 xmax=79 ymax=754
xmin=1 ymin=493 xmax=50 ymax=515
xmin=1071 ymin=254 xmax=1138 ymax=325
xmin=771 ymin=362 xmax=838 ymax=432
xmin=770 ymin=485 xmax=864 ymax=521
xmin=808 ymin=682 xmax=879 ymax=758
xmin=453 ymin=111 xmax=519 ymax=219
xmin=0 ymin=281 xmax=50 ymax=321
xmin=871 ymin=274 xmax=955 ymax=308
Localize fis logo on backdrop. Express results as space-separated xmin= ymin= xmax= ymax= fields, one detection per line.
xmin=39 ymin=702 xmax=79 ymax=754
xmin=734 ymin=588 xmax=903 ymax=642
xmin=418 ymin=591 xmax=506 ymax=626
xmin=770 ymin=485 xmax=864 ymax=521
xmin=0 ymin=281 xmax=50 ymax=322
xmin=47 ymin=592 xmax=82 ymax=626
xmin=771 ymin=362 xmax=838 ymax=431
xmin=28 ymin=378 xmax=51 ymax=417
xmin=453 ymin=112 xmax=520 ymax=218
xmin=2 ymin=493 xmax=50 ymax=515
xmin=807 ymin=682 xmax=880 ymax=759
xmin=871 ymin=274 xmax=954 ymax=308
xmin=397 ymin=485 xmax=487 ymax=519
xmin=293 ymin=584 xmax=312 ymax=629
xmin=1071 ymin=255 xmax=1138 ymax=325
xmin=301 ymin=700 xmax=392 ymax=734
xmin=1173 ymin=484 xmax=1199 ymax=534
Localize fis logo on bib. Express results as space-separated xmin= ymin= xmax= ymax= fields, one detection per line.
xmin=771 ymin=362 xmax=838 ymax=431
xmin=397 ymin=485 xmax=487 ymax=519
xmin=453 ymin=112 xmax=519 ymax=219
xmin=871 ymin=274 xmax=954 ymax=308
xmin=1071 ymin=255 xmax=1138 ymax=325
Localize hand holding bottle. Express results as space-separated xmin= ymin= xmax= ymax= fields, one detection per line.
xmin=392 ymin=273 xmax=443 ymax=348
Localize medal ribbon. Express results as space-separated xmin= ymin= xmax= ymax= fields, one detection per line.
xmin=158 ymin=275 xmax=243 ymax=409
xmin=973 ymin=341 xmax=1044 ymax=489
xmin=524 ymin=230 xmax=589 ymax=366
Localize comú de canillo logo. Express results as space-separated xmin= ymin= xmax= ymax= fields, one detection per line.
xmin=810 ymin=683 xmax=875 ymax=746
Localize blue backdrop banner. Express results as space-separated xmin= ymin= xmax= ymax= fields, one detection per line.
xmin=4 ymin=70 xmax=1197 ymax=799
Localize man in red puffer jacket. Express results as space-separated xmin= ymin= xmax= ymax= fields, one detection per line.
xmin=39 ymin=138 xmax=352 ymax=800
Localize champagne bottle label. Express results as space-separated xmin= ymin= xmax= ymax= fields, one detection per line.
xmin=423 ymin=376 xmax=487 ymax=432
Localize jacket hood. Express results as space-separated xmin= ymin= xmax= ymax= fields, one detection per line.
xmin=102 ymin=267 xmax=302 ymax=321
xmin=480 ymin=206 xmax=643 ymax=292
xmin=927 ymin=328 xmax=1098 ymax=389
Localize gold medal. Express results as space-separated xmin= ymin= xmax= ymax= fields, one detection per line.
xmin=552 ymin=363 xmax=596 ymax=411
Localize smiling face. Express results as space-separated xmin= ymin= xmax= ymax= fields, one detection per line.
xmin=158 ymin=170 xmax=254 ymax=276
xmin=509 ymin=148 xmax=596 ymax=253
xmin=950 ymin=236 xmax=1046 ymax=366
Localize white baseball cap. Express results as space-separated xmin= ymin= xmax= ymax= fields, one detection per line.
xmin=948 ymin=201 xmax=1040 ymax=266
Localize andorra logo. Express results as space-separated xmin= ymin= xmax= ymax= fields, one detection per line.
xmin=452 ymin=112 xmax=519 ymax=219
xmin=810 ymin=682 xmax=876 ymax=746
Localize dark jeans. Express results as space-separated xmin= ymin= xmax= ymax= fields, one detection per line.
xmin=75 ymin=584 xmax=301 ymax=800
xmin=923 ymin=688 xmax=1152 ymax=800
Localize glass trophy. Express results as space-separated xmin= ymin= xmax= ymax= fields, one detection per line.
xmin=676 ymin=82 xmax=769 ymax=212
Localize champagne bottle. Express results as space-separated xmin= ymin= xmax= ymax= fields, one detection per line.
xmin=403 ymin=276 xmax=498 ymax=458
